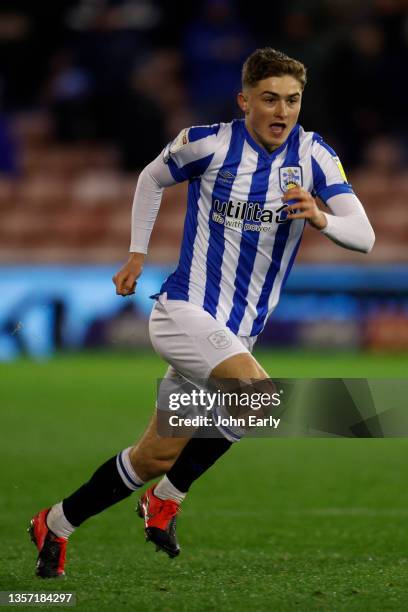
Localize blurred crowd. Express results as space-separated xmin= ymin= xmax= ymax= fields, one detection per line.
xmin=0 ymin=0 xmax=407 ymax=264
xmin=1 ymin=0 xmax=408 ymax=170
xmin=0 ymin=0 xmax=407 ymax=356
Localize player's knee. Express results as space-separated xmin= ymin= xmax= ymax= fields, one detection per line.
xmin=210 ymin=352 xmax=267 ymax=380
xmin=129 ymin=445 xmax=178 ymax=477
xmin=248 ymin=377 xmax=279 ymax=419
xmin=149 ymin=457 xmax=176 ymax=478
xmin=212 ymin=367 xmax=277 ymax=422
xmin=154 ymin=457 xmax=175 ymax=473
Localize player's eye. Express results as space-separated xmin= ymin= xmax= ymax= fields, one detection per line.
xmin=263 ymin=98 xmax=276 ymax=104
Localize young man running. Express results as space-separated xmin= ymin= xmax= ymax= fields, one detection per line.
xmin=29 ymin=48 xmax=374 ymax=577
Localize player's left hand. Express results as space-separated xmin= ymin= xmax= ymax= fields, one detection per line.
xmin=282 ymin=186 xmax=327 ymax=230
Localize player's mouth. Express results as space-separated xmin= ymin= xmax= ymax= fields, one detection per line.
xmin=269 ymin=122 xmax=286 ymax=137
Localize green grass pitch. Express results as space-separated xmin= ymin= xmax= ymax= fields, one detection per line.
xmin=1 ymin=349 xmax=408 ymax=611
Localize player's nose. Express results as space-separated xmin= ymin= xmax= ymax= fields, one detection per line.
xmin=274 ymin=100 xmax=288 ymax=118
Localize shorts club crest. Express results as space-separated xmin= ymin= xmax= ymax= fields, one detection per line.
xmin=207 ymin=331 xmax=233 ymax=350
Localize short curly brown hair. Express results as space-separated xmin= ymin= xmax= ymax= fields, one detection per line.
xmin=242 ymin=47 xmax=307 ymax=90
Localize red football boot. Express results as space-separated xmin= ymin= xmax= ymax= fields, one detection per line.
xmin=28 ymin=509 xmax=67 ymax=578
xmin=137 ymin=486 xmax=180 ymax=558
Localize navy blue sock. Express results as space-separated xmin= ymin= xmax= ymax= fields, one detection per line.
xmin=62 ymin=456 xmax=132 ymax=526
xmin=166 ymin=436 xmax=232 ymax=493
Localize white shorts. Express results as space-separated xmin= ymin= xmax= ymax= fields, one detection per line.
xmin=149 ymin=295 xmax=258 ymax=442
xmin=149 ymin=293 xmax=256 ymax=381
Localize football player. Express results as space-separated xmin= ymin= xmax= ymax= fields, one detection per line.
xmin=29 ymin=48 xmax=374 ymax=577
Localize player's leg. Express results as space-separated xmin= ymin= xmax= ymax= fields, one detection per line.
xmin=29 ymin=300 xmax=197 ymax=577
xmin=29 ymin=401 xmax=189 ymax=578
xmin=60 ymin=411 xmax=189 ymax=526
xmin=128 ymin=375 xmax=191 ymax=481
xmin=154 ymin=351 xmax=268 ymax=494
xmin=156 ymin=350 xmax=269 ymax=497
xmin=139 ymin=297 xmax=272 ymax=556
xmin=139 ymin=351 xmax=271 ymax=556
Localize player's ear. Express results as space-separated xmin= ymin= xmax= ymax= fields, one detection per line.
xmin=237 ymin=92 xmax=249 ymax=114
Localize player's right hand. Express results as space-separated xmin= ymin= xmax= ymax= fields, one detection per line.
xmin=112 ymin=253 xmax=145 ymax=296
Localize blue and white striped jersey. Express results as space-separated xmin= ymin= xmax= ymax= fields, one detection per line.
xmin=158 ymin=119 xmax=353 ymax=337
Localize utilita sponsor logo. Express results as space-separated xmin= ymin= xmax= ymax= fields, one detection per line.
xmin=212 ymin=199 xmax=291 ymax=230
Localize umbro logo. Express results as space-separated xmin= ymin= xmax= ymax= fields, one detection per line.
xmin=219 ymin=170 xmax=235 ymax=183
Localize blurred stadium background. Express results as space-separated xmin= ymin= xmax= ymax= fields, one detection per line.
xmin=1 ymin=3 xmax=408 ymax=608
xmin=0 ymin=0 xmax=407 ymax=359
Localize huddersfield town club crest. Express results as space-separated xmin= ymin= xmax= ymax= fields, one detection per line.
xmin=279 ymin=166 xmax=303 ymax=191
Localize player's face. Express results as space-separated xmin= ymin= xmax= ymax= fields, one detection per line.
xmin=238 ymin=75 xmax=302 ymax=152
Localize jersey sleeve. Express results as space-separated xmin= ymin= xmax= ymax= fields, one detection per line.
xmin=311 ymin=134 xmax=354 ymax=203
xmin=163 ymin=124 xmax=220 ymax=182
xmin=320 ymin=193 xmax=375 ymax=253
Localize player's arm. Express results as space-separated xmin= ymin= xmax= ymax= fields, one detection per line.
xmin=113 ymin=154 xmax=177 ymax=296
xmin=283 ymin=135 xmax=375 ymax=253
xmin=283 ymin=188 xmax=375 ymax=253
xmin=319 ymin=192 xmax=375 ymax=252
xmin=113 ymin=126 xmax=220 ymax=296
